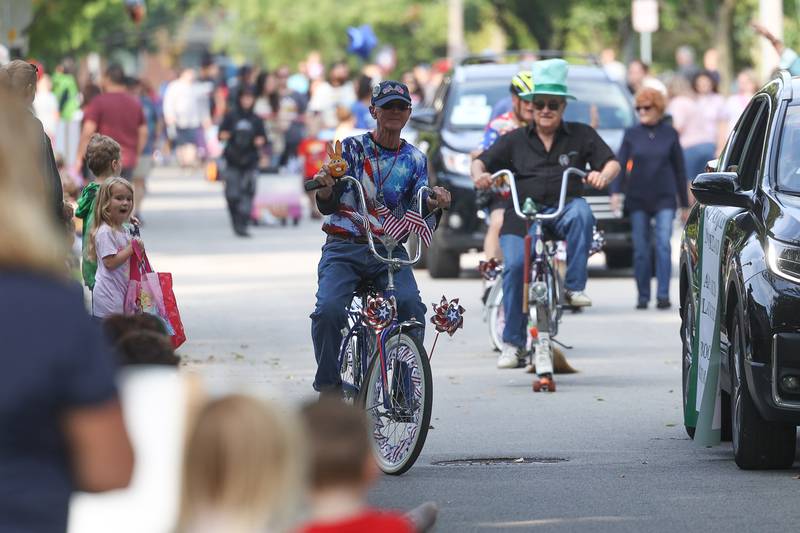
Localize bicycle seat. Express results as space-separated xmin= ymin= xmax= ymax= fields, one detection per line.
xmin=355 ymin=279 xmax=379 ymax=296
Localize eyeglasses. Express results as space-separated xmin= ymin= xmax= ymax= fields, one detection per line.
xmin=532 ymin=100 xmax=561 ymax=111
xmin=379 ymin=101 xmax=411 ymax=111
xmin=635 ymin=105 xmax=653 ymax=112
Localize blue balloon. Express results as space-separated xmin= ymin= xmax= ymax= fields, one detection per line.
xmin=347 ymin=24 xmax=378 ymax=59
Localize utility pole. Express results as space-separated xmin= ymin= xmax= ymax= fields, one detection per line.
xmin=759 ymin=0 xmax=783 ymax=80
xmin=447 ymin=0 xmax=465 ymax=60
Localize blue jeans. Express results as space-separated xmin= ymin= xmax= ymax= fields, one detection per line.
xmin=630 ymin=209 xmax=674 ymax=303
xmin=683 ymin=142 xmax=716 ymax=182
xmin=499 ymin=198 xmax=594 ymax=348
xmin=310 ymin=240 xmax=426 ymax=391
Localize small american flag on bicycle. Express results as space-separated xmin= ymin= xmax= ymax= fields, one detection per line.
xmin=375 ymin=201 xmax=433 ymax=246
xmin=344 ymin=210 xmax=379 ymax=235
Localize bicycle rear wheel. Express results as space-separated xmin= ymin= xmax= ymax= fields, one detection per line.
xmin=359 ymin=331 xmax=432 ymax=475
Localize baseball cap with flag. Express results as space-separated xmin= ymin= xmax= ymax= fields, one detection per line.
xmin=371 ymin=80 xmax=412 ymax=107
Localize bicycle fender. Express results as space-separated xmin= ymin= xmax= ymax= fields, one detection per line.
xmin=398 ymin=319 xmax=425 ymax=334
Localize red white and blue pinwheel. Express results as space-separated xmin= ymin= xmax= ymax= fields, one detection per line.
xmin=363 ymin=295 xmax=396 ymax=331
xmin=430 ymin=296 xmax=465 ymax=337
xmin=478 ymin=258 xmax=503 ymax=281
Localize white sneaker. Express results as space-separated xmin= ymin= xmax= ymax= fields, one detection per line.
xmin=566 ymin=290 xmax=592 ymax=307
xmin=497 ymin=343 xmax=524 ymax=369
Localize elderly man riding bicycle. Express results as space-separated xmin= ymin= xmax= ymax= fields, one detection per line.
xmin=309 ymin=80 xmax=451 ymax=394
xmin=470 ymin=59 xmax=621 ymax=370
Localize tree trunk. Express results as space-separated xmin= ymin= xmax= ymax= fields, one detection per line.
xmin=714 ymin=0 xmax=736 ymax=94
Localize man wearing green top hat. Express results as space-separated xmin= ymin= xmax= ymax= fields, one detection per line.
xmin=471 ymin=59 xmax=621 ymax=370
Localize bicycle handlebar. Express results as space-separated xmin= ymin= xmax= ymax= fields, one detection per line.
xmin=339 ymin=175 xmax=434 ymax=268
xmin=492 ymin=167 xmax=586 ymax=222
xmin=304 ymin=178 xmax=325 ymax=191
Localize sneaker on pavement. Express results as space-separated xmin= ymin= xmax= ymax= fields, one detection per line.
xmin=565 ymin=290 xmax=592 ymax=307
xmin=497 ymin=343 xmax=525 ymax=369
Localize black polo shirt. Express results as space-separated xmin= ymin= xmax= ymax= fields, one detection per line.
xmin=478 ymin=120 xmax=616 ymax=236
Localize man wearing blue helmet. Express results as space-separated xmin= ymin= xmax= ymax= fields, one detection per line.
xmin=474 ymin=71 xmax=536 ymax=263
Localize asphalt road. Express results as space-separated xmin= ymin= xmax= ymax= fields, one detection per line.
xmin=143 ymin=168 xmax=800 ymax=532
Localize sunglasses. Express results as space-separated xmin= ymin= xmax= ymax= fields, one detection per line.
xmin=379 ymin=101 xmax=411 ymax=111
xmin=532 ymin=100 xmax=561 ymax=111
xmin=635 ymin=105 xmax=653 ymax=112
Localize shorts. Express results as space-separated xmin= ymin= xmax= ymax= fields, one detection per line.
xmin=476 ymin=189 xmax=510 ymax=212
xmin=120 ymin=166 xmax=135 ymax=181
xmin=133 ymin=156 xmax=153 ymax=180
xmin=175 ymin=127 xmax=200 ymax=147
xmin=488 ymin=196 xmax=510 ymax=213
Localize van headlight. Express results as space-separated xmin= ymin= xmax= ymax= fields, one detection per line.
xmin=440 ymin=145 xmax=471 ymax=175
xmin=767 ymin=237 xmax=800 ymax=283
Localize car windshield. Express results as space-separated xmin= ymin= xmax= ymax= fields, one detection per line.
xmin=776 ymin=105 xmax=800 ymax=193
xmin=444 ymin=81 xmax=509 ymax=129
xmin=444 ymin=75 xmax=634 ymax=130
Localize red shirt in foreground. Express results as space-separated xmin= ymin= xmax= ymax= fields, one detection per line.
xmin=83 ymin=92 xmax=145 ymax=169
xmin=300 ymin=509 xmax=413 ymax=533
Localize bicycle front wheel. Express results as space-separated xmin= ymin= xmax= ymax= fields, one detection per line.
xmin=545 ymin=256 xmax=563 ymax=336
xmin=487 ymin=284 xmax=504 ymax=352
xmin=359 ymin=331 xmax=432 ymax=475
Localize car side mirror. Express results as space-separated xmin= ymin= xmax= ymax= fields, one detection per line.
xmin=410 ymin=108 xmax=436 ymax=127
xmin=691 ymin=172 xmax=753 ymax=209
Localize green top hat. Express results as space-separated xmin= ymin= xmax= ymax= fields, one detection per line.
xmin=520 ymin=58 xmax=575 ymax=100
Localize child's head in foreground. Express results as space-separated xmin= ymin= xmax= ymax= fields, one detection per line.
xmin=301 ymin=398 xmax=378 ymax=493
xmin=176 ymin=394 xmax=305 ymax=532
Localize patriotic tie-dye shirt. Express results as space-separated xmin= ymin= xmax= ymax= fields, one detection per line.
xmin=478 ymin=111 xmax=523 ymax=151
xmin=317 ymin=133 xmax=436 ymax=240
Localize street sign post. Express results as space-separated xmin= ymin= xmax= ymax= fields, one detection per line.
xmin=632 ymin=0 xmax=659 ymax=64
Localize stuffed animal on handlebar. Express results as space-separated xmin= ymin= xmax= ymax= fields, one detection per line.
xmin=304 ymin=141 xmax=349 ymax=191
xmin=326 ymin=140 xmax=348 ymax=178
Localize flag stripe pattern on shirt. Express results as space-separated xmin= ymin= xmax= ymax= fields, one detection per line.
xmin=320 ymin=133 xmax=436 ymax=243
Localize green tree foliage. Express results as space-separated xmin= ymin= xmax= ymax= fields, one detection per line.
xmin=27 ymin=0 xmax=797 ymax=83
xmin=27 ymin=0 xmax=195 ymax=68
xmin=213 ymin=0 xmax=459 ymax=73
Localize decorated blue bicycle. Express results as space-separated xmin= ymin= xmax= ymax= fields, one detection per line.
xmin=333 ymin=174 xmax=464 ymax=474
xmin=305 ymin=80 xmax=459 ymax=474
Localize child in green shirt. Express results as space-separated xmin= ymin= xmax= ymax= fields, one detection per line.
xmin=75 ymin=134 xmax=122 ymax=289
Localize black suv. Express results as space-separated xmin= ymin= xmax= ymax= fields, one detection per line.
xmin=410 ymin=53 xmax=635 ymax=278
xmin=680 ymin=71 xmax=800 ymax=469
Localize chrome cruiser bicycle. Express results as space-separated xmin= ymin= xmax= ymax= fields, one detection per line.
xmin=485 ymin=167 xmax=588 ymax=392
xmin=331 ymin=175 xmax=440 ymax=475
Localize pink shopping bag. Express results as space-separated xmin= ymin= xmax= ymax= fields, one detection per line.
xmin=124 ymin=241 xmax=180 ymax=345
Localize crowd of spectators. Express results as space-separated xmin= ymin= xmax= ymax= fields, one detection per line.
xmin=1 ymin=33 xmax=794 ymax=530
xmin=0 ymin=49 xmax=446 ymax=532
